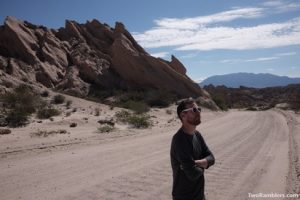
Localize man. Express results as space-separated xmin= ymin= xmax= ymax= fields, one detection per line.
xmin=170 ymin=98 xmax=215 ymax=200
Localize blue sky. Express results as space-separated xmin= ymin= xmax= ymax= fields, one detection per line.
xmin=1 ymin=0 xmax=300 ymax=81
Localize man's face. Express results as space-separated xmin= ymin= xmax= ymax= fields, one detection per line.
xmin=181 ymin=102 xmax=201 ymax=126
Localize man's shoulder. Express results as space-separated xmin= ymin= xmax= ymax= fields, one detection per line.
xmin=172 ymin=128 xmax=185 ymax=140
xmin=171 ymin=129 xmax=186 ymax=153
xmin=195 ymin=131 xmax=205 ymax=141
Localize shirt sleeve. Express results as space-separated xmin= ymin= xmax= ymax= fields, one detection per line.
xmin=173 ymin=136 xmax=204 ymax=181
xmin=197 ymin=132 xmax=215 ymax=169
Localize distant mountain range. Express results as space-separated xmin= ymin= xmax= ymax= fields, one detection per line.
xmin=200 ymin=73 xmax=300 ymax=88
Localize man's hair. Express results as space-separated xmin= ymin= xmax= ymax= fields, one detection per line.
xmin=177 ymin=97 xmax=196 ymax=121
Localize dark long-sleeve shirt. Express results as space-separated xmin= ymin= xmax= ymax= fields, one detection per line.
xmin=170 ymin=128 xmax=215 ymax=200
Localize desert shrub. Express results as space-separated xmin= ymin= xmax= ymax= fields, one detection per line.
xmin=0 ymin=128 xmax=11 ymax=135
xmin=70 ymin=122 xmax=77 ymax=127
xmin=145 ymin=90 xmax=175 ymax=107
xmin=40 ymin=90 xmax=49 ymax=97
xmin=66 ymin=112 xmax=71 ymax=117
xmin=115 ymin=110 xmax=152 ymax=129
xmin=115 ymin=110 xmax=129 ymax=122
xmin=212 ymin=96 xmax=228 ymax=111
xmin=246 ymin=107 xmax=258 ymax=111
xmin=118 ymin=90 xmax=145 ymax=102
xmin=1 ymin=84 xmax=45 ymax=127
xmin=166 ymin=109 xmax=172 ymax=115
xmin=2 ymin=84 xmax=44 ymax=114
xmin=88 ymin=85 xmax=115 ymax=100
xmin=52 ymin=94 xmax=65 ymax=104
xmin=288 ymin=91 xmax=300 ymax=111
xmin=6 ymin=110 xmax=29 ymax=127
xmin=115 ymin=110 xmax=131 ymax=123
xmin=31 ymin=129 xmax=68 ymax=137
xmin=95 ymin=108 xmax=100 ymax=116
xmin=120 ymin=100 xmax=149 ymax=114
xmin=37 ymin=107 xmax=61 ymax=119
xmin=66 ymin=100 xmax=72 ymax=108
xmin=128 ymin=114 xmax=152 ymax=128
xmin=98 ymin=119 xmax=115 ymax=126
xmin=98 ymin=125 xmax=115 ymax=133
xmin=0 ymin=114 xmax=8 ymax=127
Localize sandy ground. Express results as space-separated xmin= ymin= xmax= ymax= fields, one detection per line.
xmin=0 ymin=95 xmax=299 ymax=200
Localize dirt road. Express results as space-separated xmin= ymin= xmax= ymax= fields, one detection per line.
xmin=0 ymin=110 xmax=299 ymax=200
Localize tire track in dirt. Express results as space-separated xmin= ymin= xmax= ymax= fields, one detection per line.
xmin=205 ymin=110 xmax=289 ymax=200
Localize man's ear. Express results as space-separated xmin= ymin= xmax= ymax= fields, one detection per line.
xmin=180 ymin=112 xmax=185 ymax=120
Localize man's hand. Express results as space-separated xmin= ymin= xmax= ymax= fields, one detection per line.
xmin=195 ymin=159 xmax=208 ymax=169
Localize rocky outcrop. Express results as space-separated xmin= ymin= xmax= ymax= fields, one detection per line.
xmin=169 ymin=55 xmax=187 ymax=75
xmin=0 ymin=16 xmax=209 ymax=100
xmin=204 ymin=84 xmax=300 ymax=110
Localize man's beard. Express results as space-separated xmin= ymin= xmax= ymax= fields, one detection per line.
xmin=188 ymin=116 xmax=201 ymax=126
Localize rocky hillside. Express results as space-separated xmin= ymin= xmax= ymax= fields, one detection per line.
xmin=0 ymin=16 xmax=211 ymax=103
xmin=204 ymin=84 xmax=300 ymax=111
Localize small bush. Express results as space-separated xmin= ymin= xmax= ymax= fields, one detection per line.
xmin=66 ymin=112 xmax=71 ymax=117
xmin=70 ymin=122 xmax=77 ymax=127
xmin=98 ymin=119 xmax=115 ymax=126
xmin=246 ymin=107 xmax=258 ymax=111
xmin=212 ymin=96 xmax=228 ymax=111
xmin=145 ymin=90 xmax=175 ymax=107
xmin=37 ymin=108 xmax=60 ymax=119
xmin=95 ymin=108 xmax=100 ymax=116
xmin=0 ymin=128 xmax=11 ymax=135
xmin=0 ymin=84 xmax=48 ymax=127
xmin=115 ymin=110 xmax=152 ymax=129
xmin=0 ymin=115 xmax=8 ymax=127
xmin=115 ymin=110 xmax=131 ymax=123
xmin=41 ymin=90 xmax=49 ymax=97
xmin=98 ymin=125 xmax=115 ymax=133
xmin=31 ymin=129 xmax=68 ymax=137
xmin=120 ymin=100 xmax=149 ymax=114
xmin=128 ymin=114 xmax=152 ymax=128
xmin=166 ymin=109 xmax=172 ymax=115
xmin=6 ymin=110 xmax=29 ymax=127
xmin=52 ymin=94 xmax=65 ymax=104
xmin=66 ymin=100 xmax=72 ymax=108
xmin=2 ymin=84 xmax=44 ymax=115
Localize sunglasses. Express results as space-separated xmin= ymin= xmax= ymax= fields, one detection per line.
xmin=181 ymin=107 xmax=202 ymax=113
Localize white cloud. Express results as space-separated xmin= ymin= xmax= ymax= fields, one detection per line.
xmin=133 ymin=17 xmax=300 ymax=51
xmin=275 ymin=52 xmax=297 ymax=56
xmin=263 ymin=1 xmax=283 ymax=7
xmin=150 ymin=51 xmax=169 ymax=58
xmin=267 ymin=68 xmax=275 ymax=71
xmin=245 ymin=57 xmax=279 ymax=62
xmin=220 ymin=59 xmax=242 ymax=63
xmin=263 ymin=0 xmax=300 ymax=13
xmin=218 ymin=51 xmax=297 ymax=64
xmin=132 ymin=5 xmax=300 ymax=51
xmin=154 ymin=7 xmax=264 ymax=30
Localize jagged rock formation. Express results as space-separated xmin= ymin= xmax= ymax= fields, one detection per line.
xmin=0 ymin=16 xmax=210 ymax=101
